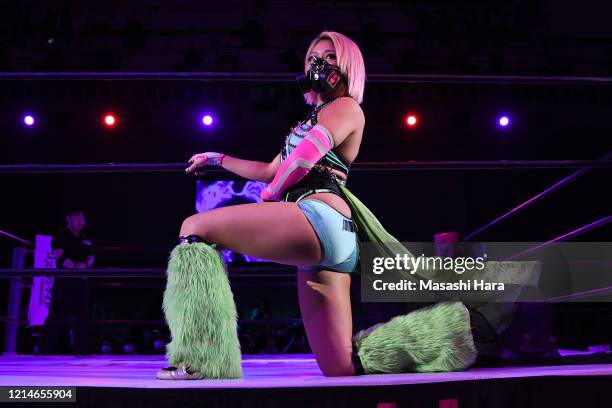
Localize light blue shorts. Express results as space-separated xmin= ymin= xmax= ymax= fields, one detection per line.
xmin=296 ymin=198 xmax=359 ymax=273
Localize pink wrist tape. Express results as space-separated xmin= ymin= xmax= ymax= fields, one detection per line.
xmin=262 ymin=124 xmax=334 ymax=200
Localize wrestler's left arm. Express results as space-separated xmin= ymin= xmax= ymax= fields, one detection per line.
xmin=261 ymin=98 xmax=363 ymax=201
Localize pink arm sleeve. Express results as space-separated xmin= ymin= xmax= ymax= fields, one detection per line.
xmin=261 ymin=124 xmax=334 ymax=201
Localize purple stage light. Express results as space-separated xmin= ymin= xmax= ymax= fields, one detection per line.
xmin=498 ymin=115 xmax=510 ymax=127
xmin=23 ymin=115 xmax=35 ymax=126
xmin=201 ymin=114 xmax=214 ymax=126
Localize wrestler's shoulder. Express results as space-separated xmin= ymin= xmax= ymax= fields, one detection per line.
xmin=323 ymin=96 xmax=364 ymax=122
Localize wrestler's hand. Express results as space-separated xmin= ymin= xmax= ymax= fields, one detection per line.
xmin=62 ymin=259 xmax=75 ymax=269
xmin=185 ymin=152 xmax=225 ymax=174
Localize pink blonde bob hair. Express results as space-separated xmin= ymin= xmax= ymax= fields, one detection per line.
xmin=303 ymin=31 xmax=366 ymax=105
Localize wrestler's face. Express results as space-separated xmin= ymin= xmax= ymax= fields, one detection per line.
xmin=306 ymin=39 xmax=337 ymax=73
xmin=66 ymin=212 xmax=86 ymax=233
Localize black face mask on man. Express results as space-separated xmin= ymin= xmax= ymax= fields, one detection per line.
xmin=297 ymin=56 xmax=344 ymax=94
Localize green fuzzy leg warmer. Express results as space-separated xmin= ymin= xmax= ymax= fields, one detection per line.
xmin=162 ymin=243 xmax=243 ymax=379
xmin=354 ymin=302 xmax=477 ymax=374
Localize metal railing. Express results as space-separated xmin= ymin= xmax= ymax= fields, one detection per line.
xmin=1 ymin=159 xmax=611 ymax=175
xmin=464 ymin=151 xmax=612 ymax=240
xmin=2 ymin=72 xmax=612 ymax=84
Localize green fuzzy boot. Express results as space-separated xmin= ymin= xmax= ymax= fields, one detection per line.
xmin=161 ymin=242 xmax=243 ymax=379
xmin=353 ymin=302 xmax=477 ymax=374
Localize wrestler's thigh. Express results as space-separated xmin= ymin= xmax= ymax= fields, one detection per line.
xmin=180 ymin=202 xmax=322 ymax=266
xmin=297 ymin=269 xmax=355 ymax=377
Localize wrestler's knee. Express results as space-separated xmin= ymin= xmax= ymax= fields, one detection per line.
xmin=319 ymin=360 xmax=355 ymax=377
xmin=179 ymin=214 xmax=211 ymax=241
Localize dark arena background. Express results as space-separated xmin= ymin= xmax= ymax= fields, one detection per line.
xmin=0 ymin=1 xmax=611 ymax=407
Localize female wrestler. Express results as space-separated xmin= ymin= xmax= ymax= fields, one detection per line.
xmin=157 ymin=31 xmax=476 ymax=380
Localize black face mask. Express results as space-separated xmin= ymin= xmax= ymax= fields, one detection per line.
xmin=297 ymin=56 xmax=344 ymax=94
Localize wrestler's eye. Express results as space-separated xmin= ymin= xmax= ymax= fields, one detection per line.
xmin=325 ymin=54 xmax=336 ymax=61
xmin=307 ymin=55 xmax=317 ymax=62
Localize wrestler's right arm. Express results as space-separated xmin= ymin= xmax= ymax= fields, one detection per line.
xmin=185 ymin=152 xmax=281 ymax=183
xmin=221 ymin=154 xmax=281 ymax=183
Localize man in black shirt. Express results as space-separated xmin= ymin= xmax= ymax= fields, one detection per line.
xmin=40 ymin=209 xmax=95 ymax=355
xmin=53 ymin=211 xmax=95 ymax=269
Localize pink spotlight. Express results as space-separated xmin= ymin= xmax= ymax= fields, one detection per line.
xmin=405 ymin=114 xmax=419 ymax=128
xmin=104 ymin=114 xmax=117 ymax=127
